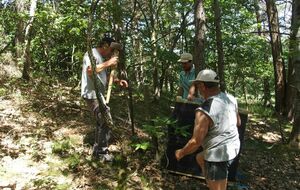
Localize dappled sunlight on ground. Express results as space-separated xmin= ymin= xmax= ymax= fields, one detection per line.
xmin=261 ymin=132 xmax=281 ymax=143
xmin=239 ymin=114 xmax=300 ymax=190
xmin=1 ymin=78 xmax=204 ymax=189
xmin=1 ymin=78 xmax=299 ymax=189
xmin=247 ymin=116 xmax=284 ymax=144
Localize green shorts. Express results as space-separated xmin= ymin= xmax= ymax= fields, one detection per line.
xmin=204 ymin=159 xmax=234 ymax=181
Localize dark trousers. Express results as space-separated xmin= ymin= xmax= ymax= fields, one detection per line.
xmin=85 ymin=99 xmax=111 ymax=154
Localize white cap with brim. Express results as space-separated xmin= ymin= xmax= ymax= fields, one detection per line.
xmin=178 ymin=53 xmax=193 ymax=62
xmin=190 ymin=69 xmax=220 ymax=83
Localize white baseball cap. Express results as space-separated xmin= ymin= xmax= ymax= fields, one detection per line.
xmin=191 ymin=69 xmax=220 ymax=83
xmin=177 ymin=53 xmax=193 ymax=62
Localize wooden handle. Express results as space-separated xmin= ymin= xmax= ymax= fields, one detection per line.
xmin=106 ymin=69 xmax=116 ymax=104
xmin=106 ymin=49 xmax=119 ymax=104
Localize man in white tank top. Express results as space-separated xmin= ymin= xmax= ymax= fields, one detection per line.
xmin=81 ymin=37 xmax=127 ymax=161
xmin=175 ymin=69 xmax=241 ymax=190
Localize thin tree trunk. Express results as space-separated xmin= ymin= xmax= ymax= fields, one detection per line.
xmin=152 ymin=30 xmax=160 ymax=100
xmin=15 ymin=0 xmax=25 ymax=59
xmin=288 ymin=0 xmax=300 ymax=149
xmin=170 ymin=78 xmax=174 ymax=95
xmin=263 ymin=78 xmax=271 ymax=106
xmin=22 ymin=0 xmax=37 ymax=81
xmin=290 ymin=90 xmax=300 ymax=149
xmin=159 ymin=9 xmax=192 ymax=93
xmin=243 ymin=80 xmax=248 ymax=109
xmin=254 ymin=0 xmax=262 ymax=36
xmin=286 ymin=0 xmax=298 ymax=121
xmin=255 ymin=1 xmax=271 ymax=106
xmin=150 ymin=1 xmax=159 ymax=100
xmin=265 ymin=0 xmax=287 ymax=114
xmin=137 ymin=39 xmax=144 ymax=87
xmin=71 ymin=44 xmax=75 ymax=66
xmin=112 ymin=0 xmax=135 ymax=135
xmin=86 ymin=0 xmax=114 ymax=130
xmin=194 ymin=0 xmax=206 ymax=73
xmin=213 ymin=0 xmax=226 ymax=92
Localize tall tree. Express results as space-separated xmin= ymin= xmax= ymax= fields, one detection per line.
xmin=286 ymin=0 xmax=298 ymax=120
xmin=288 ymin=0 xmax=300 ymax=149
xmin=213 ymin=0 xmax=226 ymax=92
xmin=159 ymin=6 xmax=193 ymax=93
xmin=193 ymin=0 xmax=206 ymax=73
xmin=15 ymin=0 xmax=25 ymax=58
xmin=111 ymin=0 xmax=135 ymax=135
xmin=22 ymin=0 xmax=37 ymax=80
xmin=265 ymin=0 xmax=287 ymax=114
xmin=136 ymin=0 xmax=160 ymax=100
xmin=254 ymin=0 xmax=262 ymax=36
xmin=254 ymin=0 xmax=271 ymax=107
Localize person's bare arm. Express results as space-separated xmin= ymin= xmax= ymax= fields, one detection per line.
xmin=175 ymin=111 xmax=211 ymax=160
xmin=113 ymin=78 xmax=128 ymax=88
xmin=87 ymin=57 xmax=118 ymax=75
xmin=96 ymin=57 xmax=118 ymax=72
xmin=187 ymin=83 xmax=196 ymax=101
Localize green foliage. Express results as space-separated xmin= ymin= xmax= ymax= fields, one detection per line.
xmin=0 ymin=0 xmax=292 ymax=117
xmin=52 ymin=138 xmax=72 ymax=157
xmin=55 ymin=184 xmax=71 ymax=190
xmin=65 ymin=153 xmax=81 ymax=171
xmin=131 ymin=141 xmax=151 ymax=152
xmin=33 ymin=177 xmax=70 ymax=190
xmin=240 ymin=101 xmax=274 ymax=118
xmin=0 ymin=88 xmax=6 ymax=96
xmin=33 ymin=177 xmax=58 ymax=189
xmin=112 ymin=153 xmax=127 ymax=168
xmin=129 ymin=117 xmax=176 ymax=152
xmin=173 ymin=124 xmax=191 ymax=137
xmin=142 ymin=117 xmax=176 ymax=139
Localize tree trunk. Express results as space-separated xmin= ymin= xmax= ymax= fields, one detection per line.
xmin=290 ymin=91 xmax=300 ymax=149
xmin=150 ymin=1 xmax=160 ymax=100
xmin=87 ymin=0 xmax=114 ymax=130
xmin=112 ymin=0 xmax=135 ymax=135
xmin=254 ymin=0 xmax=262 ymax=36
xmin=159 ymin=9 xmax=192 ymax=93
xmin=194 ymin=0 xmax=206 ymax=73
xmin=263 ymin=78 xmax=271 ymax=107
xmin=15 ymin=0 xmax=25 ymax=59
xmin=254 ymin=1 xmax=271 ymax=106
xmin=265 ymin=0 xmax=287 ymax=114
xmin=243 ymin=79 xmax=248 ymax=109
xmin=22 ymin=0 xmax=37 ymax=81
xmin=288 ymin=0 xmax=300 ymax=149
xmin=170 ymin=78 xmax=174 ymax=95
xmin=152 ymin=30 xmax=160 ymax=100
xmin=286 ymin=0 xmax=299 ymax=121
xmin=130 ymin=2 xmax=144 ymax=88
xmin=137 ymin=38 xmax=144 ymax=87
xmin=213 ymin=0 xmax=226 ymax=92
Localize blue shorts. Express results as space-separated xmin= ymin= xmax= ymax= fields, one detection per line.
xmin=204 ymin=159 xmax=234 ymax=181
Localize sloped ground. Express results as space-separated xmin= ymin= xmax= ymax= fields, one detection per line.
xmin=0 ymin=77 xmax=299 ymax=190
xmin=0 ymin=78 xmax=207 ymax=190
xmin=239 ymin=117 xmax=300 ymax=190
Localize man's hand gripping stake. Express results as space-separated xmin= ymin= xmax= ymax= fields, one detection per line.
xmin=106 ymin=42 xmax=122 ymax=104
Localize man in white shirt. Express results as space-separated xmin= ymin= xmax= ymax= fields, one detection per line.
xmin=175 ymin=69 xmax=240 ymax=190
xmin=81 ymin=37 xmax=127 ymax=161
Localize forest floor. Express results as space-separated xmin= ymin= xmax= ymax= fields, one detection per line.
xmin=0 ymin=77 xmax=299 ymax=190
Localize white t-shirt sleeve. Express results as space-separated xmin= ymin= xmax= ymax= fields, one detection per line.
xmin=195 ymin=98 xmax=216 ymax=126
